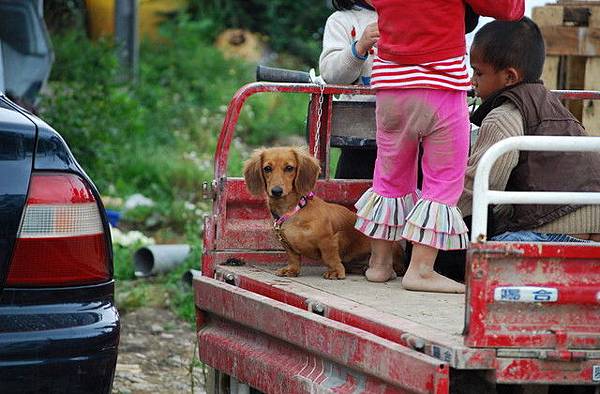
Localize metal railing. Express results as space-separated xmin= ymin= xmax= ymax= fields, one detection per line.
xmin=471 ymin=136 xmax=600 ymax=242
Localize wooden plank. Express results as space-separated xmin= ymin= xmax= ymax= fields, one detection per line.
xmin=330 ymin=100 xmax=376 ymax=139
xmin=542 ymin=56 xmax=560 ymax=90
xmin=588 ymin=4 xmax=600 ymax=26
xmin=583 ymin=57 xmax=600 ymax=134
xmin=538 ymin=4 xmax=600 ymax=27
xmin=559 ymin=0 xmax=600 ymax=4
xmin=566 ymin=56 xmax=586 ymax=120
xmin=532 ymin=6 xmax=564 ymax=26
xmin=540 ymin=26 xmax=600 ymax=56
xmin=533 ymin=7 xmax=563 ymax=90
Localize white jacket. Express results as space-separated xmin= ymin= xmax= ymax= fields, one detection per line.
xmin=319 ymin=6 xmax=377 ymax=86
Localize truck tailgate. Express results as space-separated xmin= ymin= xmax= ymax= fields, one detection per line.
xmin=195 ymin=269 xmax=452 ymax=394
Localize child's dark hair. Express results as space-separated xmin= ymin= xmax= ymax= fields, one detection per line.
xmin=332 ymin=0 xmax=357 ymax=11
xmin=472 ymin=17 xmax=545 ymax=82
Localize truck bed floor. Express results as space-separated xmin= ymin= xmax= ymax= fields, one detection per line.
xmin=215 ymin=264 xmax=466 ymax=343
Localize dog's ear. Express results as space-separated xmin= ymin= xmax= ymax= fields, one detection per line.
xmin=293 ymin=147 xmax=320 ymax=196
xmin=243 ymin=148 xmax=266 ymax=196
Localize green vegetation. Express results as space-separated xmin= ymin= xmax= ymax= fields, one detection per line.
xmin=187 ymin=0 xmax=331 ymax=65
xmin=39 ymin=15 xmax=317 ymax=322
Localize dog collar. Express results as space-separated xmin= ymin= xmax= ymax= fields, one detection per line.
xmin=273 ymin=192 xmax=315 ymax=229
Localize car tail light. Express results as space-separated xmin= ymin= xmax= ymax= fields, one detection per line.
xmin=7 ymin=173 xmax=110 ymax=287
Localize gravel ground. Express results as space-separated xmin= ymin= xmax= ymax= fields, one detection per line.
xmin=112 ymin=307 xmax=207 ymax=394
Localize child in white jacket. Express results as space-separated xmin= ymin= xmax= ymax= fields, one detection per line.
xmin=319 ymin=0 xmax=378 ymax=87
xmin=319 ymin=0 xmax=378 ymax=180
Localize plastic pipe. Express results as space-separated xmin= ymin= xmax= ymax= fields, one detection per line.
xmin=133 ymin=244 xmax=191 ymax=277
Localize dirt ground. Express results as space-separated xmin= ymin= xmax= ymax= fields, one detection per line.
xmin=112 ymin=307 xmax=207 ymax=394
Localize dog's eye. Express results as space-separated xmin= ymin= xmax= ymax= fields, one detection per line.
xmin=284 ymin=165 xmax=294 ymax=172
xmin=263 ymin=166 xmax=272 ymax=173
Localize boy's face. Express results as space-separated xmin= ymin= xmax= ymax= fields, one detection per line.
xmin=470 ymin=45 xmax=519 ymax=101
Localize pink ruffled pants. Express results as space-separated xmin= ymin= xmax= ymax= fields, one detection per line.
xmin=373 ymin=89 xmax=469 ymax=205
xmin=354 ymin=88 xmax=470 ymax=250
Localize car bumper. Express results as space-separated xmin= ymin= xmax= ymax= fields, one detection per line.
xmin=0 ymin=281 xmax=120 ymax=394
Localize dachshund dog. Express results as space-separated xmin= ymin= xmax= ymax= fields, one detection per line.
xmin=243 ymin=146 xmax=405 ymax=279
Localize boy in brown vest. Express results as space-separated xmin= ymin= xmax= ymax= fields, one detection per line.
xmin=458 ymin=17 xmax=600 ymax=243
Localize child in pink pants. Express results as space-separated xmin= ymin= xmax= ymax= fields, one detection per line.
xmin=355 ymin=0 xmax=524 ymax=293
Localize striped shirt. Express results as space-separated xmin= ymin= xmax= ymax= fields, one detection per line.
xmin=370 ymin=55 xmax=471 ymax=91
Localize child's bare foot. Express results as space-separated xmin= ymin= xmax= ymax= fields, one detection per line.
xmin=402 ymin=243 xmax=464 ymax=293
xmin=365 ymin=263 xmax=397 ymax=282
xmin=401 ymin=268 xmax=465 ymax=293
xmin=365 ymin=239 xmax=396 ymax=282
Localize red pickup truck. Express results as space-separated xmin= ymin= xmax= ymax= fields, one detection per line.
xmin=194 ymin=82 xmax=600 ymax=394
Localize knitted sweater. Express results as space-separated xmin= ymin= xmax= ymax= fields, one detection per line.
xmin=319 ymin=6 xmax=377 ymax=86
xmin=458 ymin=102 xmax=600 ymax=235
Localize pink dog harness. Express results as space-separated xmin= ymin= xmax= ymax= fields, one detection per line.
xmin=272 ymin=192 xmax=315 ymax=254
xmin=273 ymin=192 xmax=315 ymax=228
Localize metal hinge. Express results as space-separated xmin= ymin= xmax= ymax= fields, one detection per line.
xmin=214 ymin=270 xmax=237 ymax=286
xmin=306 ymin=300 xmax=326 ymax=316
xmin=202 ymin=179 xmax=218 ymax=200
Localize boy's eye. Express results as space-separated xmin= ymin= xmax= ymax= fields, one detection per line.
xmin=263 ymin=166 xmax=272 ymax=173
xmin=284 ymin=165 xmax=294 ymax=172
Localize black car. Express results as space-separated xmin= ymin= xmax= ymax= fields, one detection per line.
xmin=0 ymin=0 xmax=53 ymax=105
xmin=0 ymin=94 xmax=119 ymax=392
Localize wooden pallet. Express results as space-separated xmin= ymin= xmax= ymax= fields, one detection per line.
xmin=533 ymin=1 xmax=600 ymax=135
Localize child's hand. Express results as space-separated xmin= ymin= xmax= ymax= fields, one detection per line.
xmin=356 ymin=22 xmax=379 ymax=57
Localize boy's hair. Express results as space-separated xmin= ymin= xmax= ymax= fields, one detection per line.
xmin=473 ymin=17 xmax=545 ymax=82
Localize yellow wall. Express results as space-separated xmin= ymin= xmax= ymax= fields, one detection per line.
xmin=85 ymin=0 xmax=187 ymax=41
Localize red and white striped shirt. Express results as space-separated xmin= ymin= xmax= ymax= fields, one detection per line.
xmin=370 ymin=55 xmax=471 ymax=91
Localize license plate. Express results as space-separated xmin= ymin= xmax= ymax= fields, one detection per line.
xmin=494 ymin=286 xmax=558 ymax=303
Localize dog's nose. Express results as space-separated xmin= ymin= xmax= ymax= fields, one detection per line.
xmin=271 ymin=186 xmax=283 ymax=197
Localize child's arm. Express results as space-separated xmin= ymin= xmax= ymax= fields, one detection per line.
xmin=466 ymin=0 xmax=524 ymax=21
xmin=458 ymin=112 xmax=521 ymax=217
xmin=319 ymin=15 xmax=371 ymax=85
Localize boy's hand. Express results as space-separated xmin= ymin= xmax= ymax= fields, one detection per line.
xmin=356 ymin=22 xmax=379 ymax=56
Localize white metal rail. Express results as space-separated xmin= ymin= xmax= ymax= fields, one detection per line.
xmin=471 ymin=136 xmax=600 ymax=242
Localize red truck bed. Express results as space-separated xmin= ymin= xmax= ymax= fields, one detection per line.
xmin=194 ymin=83 xmax=600 ymax=394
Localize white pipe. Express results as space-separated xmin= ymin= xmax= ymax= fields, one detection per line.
xmin=472 ymin=136 xmax=600 ymax=242
xmin=134 ymin=244 xmax=191 ymax=277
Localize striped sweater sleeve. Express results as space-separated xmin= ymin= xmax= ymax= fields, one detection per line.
xmin=459 ymin=103 xmax=523 ymax=217
xmin=319 ymin=13 xmax=366 ymax=85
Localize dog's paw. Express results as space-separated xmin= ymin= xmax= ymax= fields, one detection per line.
xmin=276 ymin=267 xmax=300 ymax=277
xmin=323 ymin=270 xmax=345 ymax=280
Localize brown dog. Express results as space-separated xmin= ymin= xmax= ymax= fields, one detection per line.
xmin=243 ymin=146 xmax=404 ymax=279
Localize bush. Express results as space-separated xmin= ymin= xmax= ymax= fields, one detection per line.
xmin=187 ymin=0 xmax=332 ymax=66
xmin=39 ymin=17 xmax=309 ymax=237
xmin=40 ymin=11 xmax=320 ymax=321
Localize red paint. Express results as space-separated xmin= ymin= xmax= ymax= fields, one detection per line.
xmin=466 ymin=243 xmax=600 ymax=350
xmin=496 ymin=358 xmax=598 ymax=384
